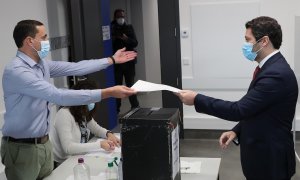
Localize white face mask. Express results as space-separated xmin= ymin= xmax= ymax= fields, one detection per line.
xmin=116 ymin=18 xmax=125 ymax=25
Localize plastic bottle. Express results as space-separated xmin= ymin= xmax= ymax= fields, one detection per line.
xmin=106 ymin=161 xmax=118 ymax=180
xmin=118 ymin=158 xmax=123 ymax=180
xmin=73 ymin=157 xmax=91 ymax=180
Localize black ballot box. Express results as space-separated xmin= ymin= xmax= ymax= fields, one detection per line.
xmin=119 ymin=108 xmax=181 ymax=180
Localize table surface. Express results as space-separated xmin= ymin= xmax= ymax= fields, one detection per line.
xmin=44 ymin=155 xmax=221 ymax=180
xmin=0 ymin=133 xmax=221 ymax=180
xmin=181 ymin=157 xmax=221 ymax=180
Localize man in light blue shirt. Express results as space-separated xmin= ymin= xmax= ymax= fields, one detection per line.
xmin=1 ymin=20 xmax=137 ymax=180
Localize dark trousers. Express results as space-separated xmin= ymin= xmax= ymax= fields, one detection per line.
xmin=114 ymin=62 xmax=139 ymax=113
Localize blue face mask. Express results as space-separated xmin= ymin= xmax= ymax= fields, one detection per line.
xmin=87 ymin=103 xmax=95 ymax=111
xmin=32 ymin=40 xmax=50 ymax=59
xmin=242 ymin=38 xmax=264 ymax=61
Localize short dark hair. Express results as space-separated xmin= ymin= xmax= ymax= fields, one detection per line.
xmin=245 ymin=16 xmax=282 ymax=49
xmin=114 ymin=9 xmax=125 ymax=19
xmin=13 ymin=20 xmax=43 ymax=48
xmin=68 ymin=80 xmax=98 ymax=125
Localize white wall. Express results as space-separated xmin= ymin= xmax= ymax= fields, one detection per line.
xmin=0 ymin=0 xmax=52 ymax=128
xmin=46 ymin=0 xmax=69 ymax=89
xmin=180 ymin=0 xmax=300 ymax=130
xmin=46 ymin=0 xmax=70 ymax=123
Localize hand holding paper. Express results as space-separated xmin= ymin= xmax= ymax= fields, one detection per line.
xmin=176 ymin=90 xmax=198 ymax=106
xmin=102 ymin=85 xmax=136 ymax=99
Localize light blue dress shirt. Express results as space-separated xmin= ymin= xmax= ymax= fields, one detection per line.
xmin=2 ymin=51 xmax=111 ymax=138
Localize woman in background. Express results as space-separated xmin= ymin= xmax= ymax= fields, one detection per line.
xmin=50 ymin=80 xmax=121 ymax=167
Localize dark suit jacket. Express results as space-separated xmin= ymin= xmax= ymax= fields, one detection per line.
xmin=194 ymin=52 xmax=298 ymax=179
xmin=111 ymin=21 xmax=138 ymax=65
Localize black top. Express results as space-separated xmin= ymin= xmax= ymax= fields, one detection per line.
xmin=111 ymin=20 xmax=138 ymax=52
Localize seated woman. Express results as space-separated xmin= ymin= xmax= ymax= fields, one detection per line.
xmin=50 ymin=80 xmax=121 ymax=167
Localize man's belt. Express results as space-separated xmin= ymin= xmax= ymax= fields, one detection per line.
xmin=2 ymin=135 xmax=49 ymax=144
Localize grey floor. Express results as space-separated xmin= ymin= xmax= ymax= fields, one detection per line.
xmin=180 ymin=134 xmax=300 ymax=180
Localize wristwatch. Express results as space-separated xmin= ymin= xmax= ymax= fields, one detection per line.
xmin=106 ymin=130 xmax=113 ymax=137
xmin=110 ymin=56 xmax=116 ymax=64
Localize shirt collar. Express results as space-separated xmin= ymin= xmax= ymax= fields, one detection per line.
xmin=16 ymin=50 xmax=38 ymax=68
xmin=258 ymin=50 xmax=280 ymax=68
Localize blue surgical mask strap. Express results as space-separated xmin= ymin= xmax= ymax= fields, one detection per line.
xmin=30 ymin=42 xmax=39 ymax=53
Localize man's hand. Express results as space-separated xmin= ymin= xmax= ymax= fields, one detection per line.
xmin=175 ymin=90 xmax=198 ymax=105
xmin=102 ymin=85 xmax=137 ymax=99
xmin=107 ymin=132 xmax=121 ymax=147
xmin=100 ymin=140 xmax=115 ymax=152
xmin=120 ymin=34 xmax=128 ymax=41
xmin=110 ymin=47 xmax=137 ymax=64
xmin=219 ymin=131 xmax=237 ymax=149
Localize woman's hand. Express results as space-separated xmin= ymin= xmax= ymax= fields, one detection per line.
xmin=107 ymin=132 xmax=121 ymax=147
xmin=100 ymin=140 xmax=115 ymax=152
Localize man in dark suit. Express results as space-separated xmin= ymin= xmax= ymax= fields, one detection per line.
xmin=176 ymin=16 xmax=298 ymax=180
xmin=111 ymin=9 xmax=139 ymax=113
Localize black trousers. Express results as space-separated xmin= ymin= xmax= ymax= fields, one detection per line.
xmin=114 ymin=62 xmax=139 ymax=113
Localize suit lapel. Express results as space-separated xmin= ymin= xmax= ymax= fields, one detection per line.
xmin=247 ymin=52 xmax=283 ymax=91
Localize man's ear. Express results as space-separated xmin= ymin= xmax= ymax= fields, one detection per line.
xmin=262 ymin=36 xmax=270 ymax=46
xmin=24 ymin=36 xmax=34 ymax=47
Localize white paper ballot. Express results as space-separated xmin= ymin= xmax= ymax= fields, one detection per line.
xmin=131 ymin=80 xmax=181 ymax=93
xmin=180 ymin=160 xmax=201 ymax=174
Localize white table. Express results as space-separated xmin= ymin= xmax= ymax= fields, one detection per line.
xmin=44 ymin=155 xmax=221 ymax=180
xmin=181 ymin=157 xmax=220 ymax=180
xmin=44 ymin=154 xmax=120 ymax=180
